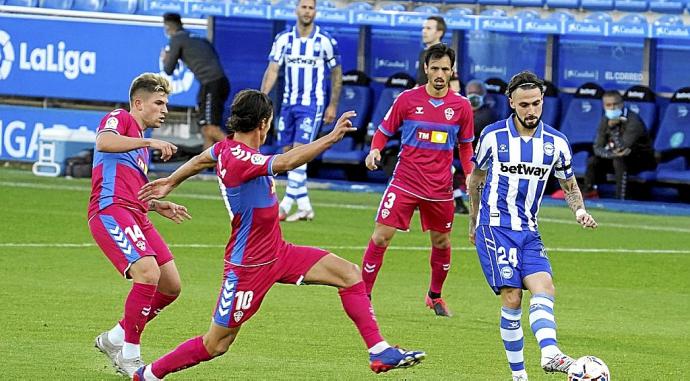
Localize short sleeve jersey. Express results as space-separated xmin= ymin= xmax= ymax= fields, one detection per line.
xmin=88 ymin=109 xmax=149 ymax=218
xmin=472 ymin=117 xmax=574 ymax=231
xmin=379 ymin=86 xmax=475 ymax=200
xmin=211 ymin=139 xmax=285 ymax=266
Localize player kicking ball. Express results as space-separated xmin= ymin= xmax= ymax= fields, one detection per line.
xmin=467 ymin=71 xmax=598 ymax=381
xmin=133 ymin=90 xmax=425 ymax=380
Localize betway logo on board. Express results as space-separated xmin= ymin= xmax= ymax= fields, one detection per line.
xmin=0 ymin=30 xmax=96 ymax=81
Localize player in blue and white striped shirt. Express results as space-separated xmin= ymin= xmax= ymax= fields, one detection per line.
xmin=467 ymin=71 xmax=598 ymax=381
xmin=261 ymin=0 xmax=342 ymax=222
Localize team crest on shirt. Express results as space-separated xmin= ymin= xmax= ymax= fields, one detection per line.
xmin=498 ymin=144 xmax=508 ymax=153
xmin=543 ymin=142 xmax=555 ymax=156
xmin=381 ymin=209 xmax=390 ymax=219
xmin=233 ymin=310 xmax=244 ymax=322
xmin=444 ymin=107 xmax=454 ymax=120
xmin=105 ymin=117 xmax=118 ymax=130
xmin=313 ymin=41 xmax=321 ymax=52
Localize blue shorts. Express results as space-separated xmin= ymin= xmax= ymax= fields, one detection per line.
xmin=475 ymin=225 xmax=552 ymax=295
xmin=276 ymin=104 xmax=324 ymax=147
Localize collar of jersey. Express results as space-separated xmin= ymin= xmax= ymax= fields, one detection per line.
xmin=507 ymin=113 xmax=543 ymax=139
xmin=292 ymin=25 xmax=319 ymax=39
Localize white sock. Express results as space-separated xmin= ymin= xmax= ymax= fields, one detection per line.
xmin=144 ymin=365 xmax=161 ymax=381
xmin=279 ymin=197 xmax=294 ymax=213
xmin=368 ymin=341 xmax=391 ymax=355
xmin=108 ymin=323 xmax=125 ymax=346
xmin=122 ymin=342 xmax=141 ymax=359
xmin=296 ymin=195 xmax=312 ymax=211
xmin=512 ymin=369 xmax=528 ymax=378
xmin=541 ymin=345 xmax=561 ymax=361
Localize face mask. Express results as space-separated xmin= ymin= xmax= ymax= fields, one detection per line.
xmin=605 ymin=108 xmax=623 ymax=120
xmin=468 ymin=94 xmax=484 ymax=109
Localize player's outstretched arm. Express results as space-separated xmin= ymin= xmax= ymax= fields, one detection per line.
xmin=271 ymin=111 xmax=357 ymax=174
xmin=97 ymin=132 xmax=178 ymax=161
xmin=149 ymin=200 xmax=192 ymax=223
xmin=139 ymin=148 xmax=216 ymax=202
xmin=467 ymin=167 xmax=487 ymax=245
xmin=557 ymin=177 xmax=598 ymax=229
xmin=261 ymin=62 xmax=280 ymax=95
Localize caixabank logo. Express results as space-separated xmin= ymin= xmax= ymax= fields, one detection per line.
xmin=0 ymin=30 xmax=14 ymax=80
xmin=0 ymin=29 xmax=96 ymax=81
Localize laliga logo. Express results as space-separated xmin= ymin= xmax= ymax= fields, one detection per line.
xmin=159 ymin=56 xmax=194 ymax=95
xmin=0 ymin=30 xmax=14 ymax=80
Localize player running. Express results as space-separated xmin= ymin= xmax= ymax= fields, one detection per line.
xmin=88 ymin=73 xmax=191 ymax=377
xmin=467 ymin=71 xmax=598 ymax=381
xmin=361 ymin=44 xmax=475 ymax=317
xmin=132 ymin=89 xmax=425 ymax=380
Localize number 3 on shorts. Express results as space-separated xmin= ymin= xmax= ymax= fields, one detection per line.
xmin=497 ymin=247 xmax=518 ymax=267
xmin=383 ymin=192 xmax=396 ymax=209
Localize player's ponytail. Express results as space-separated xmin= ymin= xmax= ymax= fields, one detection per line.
xmin=227 ymin=89 xmax=274 ymax=133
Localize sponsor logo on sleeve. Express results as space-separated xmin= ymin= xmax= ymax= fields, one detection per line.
xmin=105 ymin=116 xmax=118 ymax=130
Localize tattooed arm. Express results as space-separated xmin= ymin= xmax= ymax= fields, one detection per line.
xmin=557 ymin=177 xmax=598 ymax=229
xmin=467 ymin=167 xmax=488 ymax=244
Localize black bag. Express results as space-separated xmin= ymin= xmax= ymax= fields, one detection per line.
xmin=65 ymin=149 xmax=94 ymax=178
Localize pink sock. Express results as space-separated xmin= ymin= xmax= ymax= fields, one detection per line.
xmin=146 ymin=291 xmax=179 ymax=323
xmin=361 ymin=240 xmax=387 ymax=295
xmin=339 ymin=281 xmax=385 ymax=348
xmin=120 ymin=283 xmax=157 ymax=345
xmin=429 ymin=246 xmax=451 ymax=295
xmin=151 ymin=336 xmax=213 ymax=378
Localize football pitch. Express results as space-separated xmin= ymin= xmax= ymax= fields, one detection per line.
xmin=1 ymin=168 xmax=688 ymax=380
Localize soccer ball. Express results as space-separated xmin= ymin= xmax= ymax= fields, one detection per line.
xmin=567 ymin=356 xmax=610 ymax=381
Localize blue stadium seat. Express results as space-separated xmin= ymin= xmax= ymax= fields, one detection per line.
xmin=514 ymin=9 xmax=541 ymax=19
xmin=558 ymin=82 xmax=605 ymax=174
xmin=320 ymin=0 xmax=335 ymax=8
xmin=6 ymin=0 xmax=38 ymax=5
xmin=548 ymin=10 xmax=576 ymax=22
xmin=72 ymin=0 xmax=103 ymax=11
xmin=414 ymin=5 xmax=440 ymax=13
xmin=105 ymin=0 xmax=137 ymax=13
xmin=624 ymin=85 xmax=657 ymax=134
xmin=653 ymin=14 xmax=684 ymax=26
xmin=484 ymin=77 xmax=511 ymax=119
xmin=618 ymin=13 xmax=648 ymax=24
xmin=380 ymin=3 xmax=405 ymax=11
xmin=542 ymin=81 xmax=561 ymax=129
xmin=650 ymin=0 xmax=685 ymax=13
xmin=581 ymin=0 xmax=614 ymax=10
xmin=445 ymin=7 xmax=474 ymax=16
xmin=446 ymin=0 xmax=477 ymax=4
xmin=584 ymin=11 xmax=613 ymax=22
xmin=614 ymin=0 xmax=649 ymax=11
xmin=647 ymin=88 xmax=690 ymax=185
xmin=348 ymin=1 xmax=373 ymax=10
xmin=479 ymin=0 xmax=511 ymax=5
xmin=480 ymin=8 xmax=508 ymax=16
xmin=546 ymin=0 xmax=580 ymax=8
xmin=511 ymin=0 xmax=546 ymax=7
xmin=39 ymin=0 xmax=72 ymax=8
xmin=135 ymin=0 xmax=179 ymax=15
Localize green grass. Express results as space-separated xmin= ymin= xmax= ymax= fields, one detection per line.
xmin=1 ymin=168 xmax=689 ymax=380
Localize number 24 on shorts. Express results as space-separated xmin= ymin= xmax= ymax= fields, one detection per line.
xmin=497 ymin=247 xmax=518 ymax=267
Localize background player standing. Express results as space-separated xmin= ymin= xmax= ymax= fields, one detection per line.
xmin=88 ymin=73 xmax=191 ymax=377
xmin=467 ymin=71 xmax=598 ymax=381
xmin=261 ymin=0 xmax=342 ymax=222
xmin=132 ymin=90 xmax=425 ymax=380
xmin=362 ymin=44 xmax=475 ymax=317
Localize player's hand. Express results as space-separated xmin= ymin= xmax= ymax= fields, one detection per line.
xmin=323 ymin=104 xmax=337 ymax=125
xmin=153 ymin=201 xmax=191 ymax=224
xmin=469 ymin=218 xmax=477 ymax=245
xmin=148 ymin=139 xmax=178 ymax=161
xmin=328 ymin=111 xmax=357 ymax=142
xmin=139 ymin=177 xmax=176 ymax=202
xmin=365 ymin=149 xmax=382 ymax=171
xmin=576 ymin=210 xmax=598 ymax=229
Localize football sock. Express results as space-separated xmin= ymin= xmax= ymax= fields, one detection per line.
xmin=143 ymin=365 xmax=161 ymax=381
xmin=121 ymin=282 xmax=156 ymax=357
xmin=529 ymin=293 xmax=561 ymax=361
xmin=122 ymin=342 xmax=140 ymax=359
xmin=338 ymin=281 xmax=385 ymax=349
xmin=151 ymin=336 xmax=212 ymax=378
xmin=107 ymin=322 xmax=125 ymax=346
xmin=368 ymin=341 xmax=391 ymax=355
xmin=146 ymin=291 xmax=179 ymax=323
xmin=361 ymin=240 xmax=387 ymax=295
xmin=429 ymin=246 xmax=451 ymax=295
xmin=293 ymin=164 xmax=311 ymax=211
xmin=501 ymin=307 xmax=526 ymax=373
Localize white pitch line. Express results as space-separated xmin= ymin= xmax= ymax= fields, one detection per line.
xmin=0 ymin=242 xmax=688 ymax=254
xmin=2 ymin=180 xmax=690 ymax=233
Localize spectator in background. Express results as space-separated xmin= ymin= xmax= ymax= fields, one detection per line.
xmin=451 ymin=80 xmax=500 ymax=214
xmin=162 ymin=12 xmax=231 ymax=150
xmin=416 ymin=16 xmax=446 ymax=85
xmin=581 ymin=90 xmax=656 ymax=200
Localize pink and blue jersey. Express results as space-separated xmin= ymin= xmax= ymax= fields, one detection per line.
xmin=211 ymin=139 xmax=285 ymax=267
xmin=88 ymin=109 xmax=149 ymax=218
xmin=380 ymin=86 xmax=475 ymax=200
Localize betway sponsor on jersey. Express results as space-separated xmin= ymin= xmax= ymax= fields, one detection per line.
xmin=499 ymin=162 xmax=550 ymax=179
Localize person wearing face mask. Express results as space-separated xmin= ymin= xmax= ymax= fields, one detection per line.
xmin=583 ymin=90 xmax=655 ymax=200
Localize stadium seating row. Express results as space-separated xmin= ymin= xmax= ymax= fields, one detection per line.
xmin=3 ymin=0 xmax=690 ymax=17
xmin=261 ymin=70 xmax=689 ymax=188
